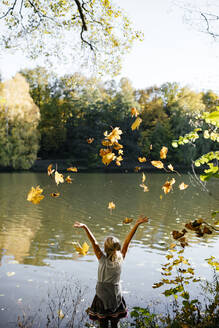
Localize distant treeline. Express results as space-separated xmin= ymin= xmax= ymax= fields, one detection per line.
xmin=0 ymin=67 xmax=218 ymax=170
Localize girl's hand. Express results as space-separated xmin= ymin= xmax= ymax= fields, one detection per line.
xmin=136 ymin=216 xmax=149 ymax=225
xmin=74 ymin=221 xmax=86 ymax=228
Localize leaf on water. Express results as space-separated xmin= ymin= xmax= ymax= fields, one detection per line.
xmin=57 ymin=309 xmax=65 ymax=319
xmin=87 ymin=137 xmax=94 ymax=144
xmin=47 ymin=164 xmax=55 ymax=176
xmin=172 ymin=229 xmax=187 ymax=240
xmin=138 ymin=157 xmax=146 ymax=163
xmin=108 ymin=201 xmax=115 ymax=210
xmin=162 ymin=178 xmax=175 ymax=194
xmin=140 ymin=183 xmax=149 ymax=192
xmin=67 ymin=167 xmax=78 ymax=172
xmin=160 ymin=146 xmax=168 ymax=159
xmin=131 ymin=107 xmax=139 ymax=117
xmin=131 ymin=117 xmax=142 ymax=130
xmin=151 ymin=161 xmax=164 ymax=169
xmin=65 ymin=176 xmax=72 ymax=184
xmin=55 ymin=171 xmax=64 ymax=185
xmin=73 ymin=242 xmax=89 ymax=255
xmin=123 ymin=217 xmax=133 ymax=224
xmin=27 ymin=186 xmax=44 ymax=204
xmin=7 ymin=272 xmax=15 ymax=277
xmin=179 ymin=182 xmax=189 ymax=190
xmin=50 ymin=192 xmax=60 ymax=198
xmin=169 ymin=243 xmax=176 ymax=249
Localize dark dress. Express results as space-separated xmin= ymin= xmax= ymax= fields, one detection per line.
xmin=87 ymin=255 xmax=127 ymax=321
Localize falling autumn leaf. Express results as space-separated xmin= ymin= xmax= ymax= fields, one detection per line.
xmin=142 ymin=172 xmax=146 ymax=183
xmin=162 ymin=178 xmax=175 ymax=194
xmin=131 ymin=117 xmax=142 ymax=130
xmin=100 ymin=149 xmax=116 ymax=166
xmin=27 ymin=186 xmax=44 ymax=204
xmin=179 ymin=182 xmax=189 ymax=190
xmin=151 ymin=161 xmax=164 ymax=169
xmin=73 ymin=242 xmax=89 ymax=255
xmin=131 ymin=107 xmax=139 ymax=117
xmin=150 ymin=144 xmax=153 ymax=150
xmin=123 ymin=217 xmax=133 ymax=224
xmin=138 ymin=157 xmax=146 ymax=163
xmin=57 ymin=309 xmax=65 ymax=319
xmin=160 ymin=146 xmax=168 ymax=159
xmin=67 ymin=167 xmax=78 ymax=172
xmin=134 ymin=166 xmax=141 ymax=172
xmin=104 ymin=127 xmax=122 ymax=143
xmin=116 ymin=155 xmax=123 ymax=166
xmin=65 ymin=176 xmax=72 ymax=184
xmin=47 ymin=164 xmax=55 ymax=176
xmin=55 ymin=171 xmax=64 ymax=186
xmin=168 ymin=164 xmax=174 ymax=172
xmin=140 ymin=183 xmax=149 ymax=192
xmin=108 ymin=201 xmax=116 ymax=211
xmin=50 ymin=192 xmax=60 ymax=198
xmin=87 ymin=137 xmax=94 ymax=144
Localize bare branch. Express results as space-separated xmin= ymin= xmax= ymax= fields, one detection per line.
xmin=200 ymin=12 xmax=219 ymax=40
xmin=74 ymin=0 xmax=88 ymax=31
xmin=0 ymin=0 xmax=18 ymax=19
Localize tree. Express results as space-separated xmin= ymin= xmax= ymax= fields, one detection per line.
xmin=0 ymin=0 xmax=142 ymax=75
xmin=0 ymin=73 xmax=40 ymax=169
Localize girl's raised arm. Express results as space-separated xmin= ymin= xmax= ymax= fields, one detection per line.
xmin=121 ymin=217 xmax=149 ymax=259
xmin=74 ymin=221 xmax=103 ymax=259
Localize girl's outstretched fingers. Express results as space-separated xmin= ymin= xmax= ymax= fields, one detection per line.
xmin=74 ymin=221 xmax=85 ymax=228
xmin=136 ymin=216 xmax=149 ymax=225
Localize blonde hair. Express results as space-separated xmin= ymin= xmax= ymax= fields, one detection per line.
xmin=104 ymin=236 xmax=123 ymax=264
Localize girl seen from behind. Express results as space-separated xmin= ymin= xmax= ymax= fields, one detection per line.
xmin=74 ymin=217 xmax=149 ymax=328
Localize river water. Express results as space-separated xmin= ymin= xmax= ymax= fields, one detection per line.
xmin=0 ymin=172 xmax=218 ymax=327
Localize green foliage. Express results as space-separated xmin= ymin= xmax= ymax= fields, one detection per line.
xmin=0 ymin=0 xmax=143 ymax=75
xmin=130 ymin=307 xmax=158 ymax=328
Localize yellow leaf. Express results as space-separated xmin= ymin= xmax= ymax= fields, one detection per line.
xmin=67 ymin=167 xmax=78 ymax=172
xmin=87 ymin=137 xmax=94 ymax=144
xmin=118 ymin=149 xmax=123 ymax=155
xmin=168 ymin=164 xmax=174 ymax=171
xmin=150 ymin=144 xmax=153 ymax=150
xmin=151 ymin=161 xmax=164 ymax=169
xmin=131 ymin=107 xmax=139 ymax=117
xmin=160 ymin=194 xmax=163 ymax=200
xmin=123 ymin=217 xmax=133 ymax=224
xmin=55 ymin=171 xmax=64 ymax=185
xmin=113 ymin=142 xmax=123 ymax=150
xmin=140 ymin=183 xmax=149 ymax=192
xmin=57 ymin=309 xmax=65 ymax=319
xmin=108 ymin=201 xmax=115 ymax=210
xmin=27 ymin=186 xmax=44 ymax=204
xmin=179 ymin=182 xmax=189 ymax=190
xmin=47 ymin=164 xmax=55 ymax=176
xmin=138 ymin=157 xmax=146 ymax=163
xmin=160 ymin=146 xmax=168 ymax=159
xmin=65 ymin=176 xmax=72 ymax=184
xmin=100 ymin=149 xmax=116 ymax=166
xmin=73 ymin=242 xmax=89 ymax=255
xmin=105 ymin=127 xmax=122 ymax=143
xmin=142 ymin=172 xmax=146 ymax=183
xmin=134 ymin=166 xmax=141 ymax=172
xmin=131 ymin=117 xmax=142 ymax=130
xmin=50 ymin=192 xmax=60 ymax=198
xmin=169 ymin=243 xmax=176 ymax=249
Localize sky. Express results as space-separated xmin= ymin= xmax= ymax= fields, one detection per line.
xmin=1 ymin=0 xmax=219 ymax=92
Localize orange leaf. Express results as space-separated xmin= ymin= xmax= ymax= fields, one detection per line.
xmin=179 ymin=182 xmax=188 ymax=190
xmin=123 ymin=217 xmax=133 ymax=224
xmin=67 ymin=167 xmax=78 ymax=172
xmin=47 ymin=164 xmax=55 ymax=176
xmin=160 ymin=146 xmax=168 ymax=159
xmin=50 ymin=192 xmax=60 ymax=198
xmin=151 ymin=161 xmax=164 ymax=169
xmin=162 ymin=178 xmax=175 ymax=194
xmin=142 ymin=172 xmax=146 ymax=183
xmin=138 ymin=157 xmax=146 ymax=163
xmin=131 ymin=107 xmax=139 ymax=117
xmin=134 ymin=166 xmax=141 ymax=172
xmin=65 ymin=176 xmax=72 ymax=184
xmin=87 ymin=137 xmax=94 ymax=144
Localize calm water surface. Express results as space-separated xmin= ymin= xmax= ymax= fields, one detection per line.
xmin=0 ymin=172 xmax=218 ymax=326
